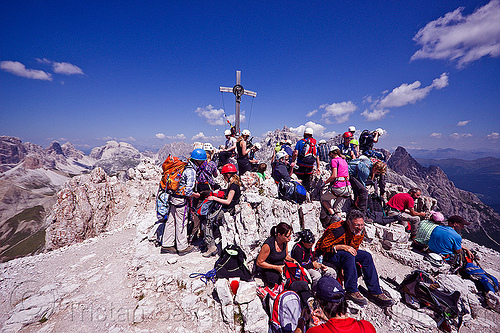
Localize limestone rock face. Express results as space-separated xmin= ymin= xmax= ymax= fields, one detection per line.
xmin=0 ymin=136 xmax=26 ymax=171
xmin=45 ymin=167 xmax=115 ymax=250
xmin=91 ymin=141 xmax=142 ymax=175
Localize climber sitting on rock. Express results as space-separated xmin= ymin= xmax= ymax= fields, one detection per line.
xmin=316 ymin=209 xmax=394 ymax=307
xmin=419 ymin=215 xmax=474 ymax=265
xmin=386 ymin=188 xmax=426 ymax=237
xmin=291 ymin=229 xmax=336 ymax=288
xmin=272 ymin=150 xmax=293 ymax=184
xmin=203 ymin=163 xmax=242 ymax=257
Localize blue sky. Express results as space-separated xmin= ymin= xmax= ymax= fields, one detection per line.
xmin=1 ymin=0 xmax=499 ymax=154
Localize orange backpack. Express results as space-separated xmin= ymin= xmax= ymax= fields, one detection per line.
xmin=160 ymin=155 xmax=187 ymax=193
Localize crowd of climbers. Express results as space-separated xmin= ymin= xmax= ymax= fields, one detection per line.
xmin=155 ymin=125 xmax=478 ymax=332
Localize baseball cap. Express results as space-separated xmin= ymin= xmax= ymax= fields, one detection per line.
xmin=316 ymin=276 xmax=345 ymax=303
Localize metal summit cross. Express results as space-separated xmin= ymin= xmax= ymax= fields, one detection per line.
xmin=219 ymin=71 xmax=257 ymax=134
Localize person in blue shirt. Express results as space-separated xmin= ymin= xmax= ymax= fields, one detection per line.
xmin=428 ymin=215 xmax=474 ymax=261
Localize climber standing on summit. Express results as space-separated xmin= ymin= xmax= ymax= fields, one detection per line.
xmin=161 ymin=149 xmax=205 ymax=256
xmin=292 ymin=128 xmax=320 ymax=191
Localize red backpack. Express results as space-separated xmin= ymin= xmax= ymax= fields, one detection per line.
xmin=283 ymin=261 xmax=310 ymax=289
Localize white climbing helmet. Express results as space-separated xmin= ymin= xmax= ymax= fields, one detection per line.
xmin=224 ymin=129 xmax=231 ymax=136
xmin=276 ymin=150 xmax=288 ymax=160
xmin=203 ymin=143 xmax=214 ymax=151
xmin=254 ymin=142 xmax=262 ymax=150
xmin=304 ymin=127 xmax=314 ymax=135
xmin=241 ymin=129 xmax=251 ymax=137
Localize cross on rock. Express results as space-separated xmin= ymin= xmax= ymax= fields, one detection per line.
xmin=219 ymin=71 xmax=257 ymax=134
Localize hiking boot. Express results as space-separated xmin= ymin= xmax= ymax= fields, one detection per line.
xmin=202 ymin=245 xmax=218 ymax=258
xmin=346 ymin=291 xmax=368 ymax=306
xmin=369 ymin=292 xmax=394 ymax=307
xmin=177 ymin=245 xmax=197 ymax=256
xmin=160 ymin=246 xmax=177 ymax=254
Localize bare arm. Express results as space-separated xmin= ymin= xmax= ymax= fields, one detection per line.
xmin=240 ymin=141 xmax=248 ymax=156
xmin=208 ymin=189 xmax=235 ymax=206
xmin=256 ymin=244 xmax=283 ymax=273
xmin=324 ymin=167 xmax=338 ymax=185
xmin=409 ymin=207 xmax=426 ymax=217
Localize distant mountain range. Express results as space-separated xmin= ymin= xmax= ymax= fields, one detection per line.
xmin=407 ymin=147 xmax=500 ymax=160
xmin=416 ymin=156 xmax=500 ymax=208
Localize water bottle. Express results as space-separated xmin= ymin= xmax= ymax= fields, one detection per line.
xmin=294 ymin=267 xmax=301 ymax=279
xmin=317 ymin=255 xmax=323 ymax=264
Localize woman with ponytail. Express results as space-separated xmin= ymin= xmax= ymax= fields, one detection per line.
xmin=203 ymin=163 xmax=242 ymax=257
xmin=256 ymin=222 xmax=296 ymax=287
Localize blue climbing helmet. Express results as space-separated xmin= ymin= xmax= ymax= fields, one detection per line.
xmin=190 ymin=148 xmax=207 ymax=161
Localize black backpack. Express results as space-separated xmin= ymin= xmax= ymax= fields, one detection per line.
xmin=358 ymin=130 xmax=371 ymax=151
xmin=398 ymin=270 xmax=465 ymax=332
xmin=367 ymin=193 xmax=385 ymax=213
xmin=214 ymin=244 xmax=253 ymax=282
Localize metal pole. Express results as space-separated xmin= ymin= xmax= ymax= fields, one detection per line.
xmin=235 ymin=71 xmax=241 ymax=133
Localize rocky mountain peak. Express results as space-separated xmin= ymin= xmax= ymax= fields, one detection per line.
xmin=46 ymin=141 xmax=65 ymax=156
xmin=60 ymin=142 xmax=85 ymax=159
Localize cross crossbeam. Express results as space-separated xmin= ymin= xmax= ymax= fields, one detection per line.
xmin=219 ymin=71 xmax=257 ymax=133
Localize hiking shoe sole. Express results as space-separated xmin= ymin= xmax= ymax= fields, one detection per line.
xmin=178 ymin=245 xmax=197 ymax=256
xmin=160 ymin=246 xmax=177 ymax=254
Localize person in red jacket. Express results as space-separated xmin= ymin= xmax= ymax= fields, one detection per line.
xmin=305 ymin=276 xmax=376 ymax=333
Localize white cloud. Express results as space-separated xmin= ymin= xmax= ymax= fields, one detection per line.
xmin=450 ymin=132 xmax=473 ymax=139
xmin=52 ymin=61 xmax=84 ymax=75
xmin=289 ymin=121 xmax=336 ymax=139
xmin=411 ymin=0 xmax=500 ymax=67
xmin=430 ymin=132 xmax=443 ymax=139
xmin=457 ymin=120 xmax=470 ymax=126
xmin=226 ymin=112 xmax=246 ymax=126
xmin=168 ymin=134 xmax=186 ymax=140
xmin=486 ymin=132 xmax=499 ymax=140
xmin=1 ymin=61 xmax=53 ymax=81
xmin=306 ymin=109 xmax=318 ymax=117
xmin=156 ymin=133 xmax=186 ymax=140
xmin=195 ymin=105 xmax=227 ymax=125
xmin=319 ymin=101 xmax=357 ymax=124
xmin=191 ymin=132 xmax=222 ymax=142
xmin=121 ymin=136 xmax=136 ymax=142
xmin=361 ymin=109 xmax=390 ymax=122
xmin=361 ymin=73 xmax=449 ymax=121
xmin=36 ymin=58 xmax=84 ymax=75
xmin=97 ymin=136 xmax=136 ymax=142
xmin=378 ymin=73 xmax=449 ymax=109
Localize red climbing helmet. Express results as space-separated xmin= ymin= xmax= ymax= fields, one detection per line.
xmin=343 ymin=131 xmax=353 ymax=138
xmin=221 ymin=163 xmax=237 ymax=174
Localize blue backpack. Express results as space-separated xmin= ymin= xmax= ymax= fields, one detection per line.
xmin=463 ymin=262 xmax=499 ymax=293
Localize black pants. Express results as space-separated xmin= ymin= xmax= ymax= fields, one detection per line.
xmin=350 ymin=177 xmax=368 ymax=213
